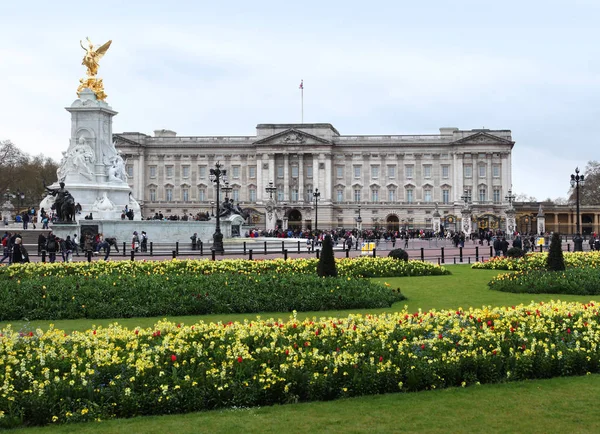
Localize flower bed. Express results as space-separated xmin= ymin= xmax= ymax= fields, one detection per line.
xmin=489 ymin=268 xmax=600 ymax=294
xmin=0 ymin=273 xmax=405 ymax=321
xmin=1 ymin=300 xmax=599 ymax=428
xmin=0 ymin=257 xmax=450 ymax=281
xmin=472 ymin=252 xmax=600 ymax=271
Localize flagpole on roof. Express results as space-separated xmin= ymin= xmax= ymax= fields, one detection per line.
xmin=299 ymin=79 xmax=304 ymax=124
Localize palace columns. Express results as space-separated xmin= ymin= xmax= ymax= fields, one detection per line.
xmin=298 ymin=153 xmax=304 ymax=202
xmin=283 ymin=153 xmax=290 ymax=201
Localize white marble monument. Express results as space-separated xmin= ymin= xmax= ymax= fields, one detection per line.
xmin=41 ymin=88 xmax=140 ymax=222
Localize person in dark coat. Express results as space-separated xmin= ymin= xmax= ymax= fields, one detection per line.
xmin=501 ymin=237 xmax=509 ymax=256
xmin=12 ymin=237 xmax=26 ymax=263
xmin=37 ymin=233 xmax=46 ymax=255
xmin=45 ymin=232 xmax=58 ymax=263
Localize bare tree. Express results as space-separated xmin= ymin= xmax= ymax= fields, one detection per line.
xmin=568 ymin=161 xmax=600 ymax=205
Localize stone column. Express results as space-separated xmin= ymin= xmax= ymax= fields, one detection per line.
xmin=298 ymin=153 xmax=304 ymax=203
xmin=537 ymin=205 xmax=545 ymax=235
xmin=324 ymin=153 xmax=332 ymax=201
xmin=283 ymin=153 xmax=290 ymax=201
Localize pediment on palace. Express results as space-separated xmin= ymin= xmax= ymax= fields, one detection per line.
xmin=451 ymin=132 xmax=514 ymax=146
xmin=254 ymin=128 xmax=331 ymax=146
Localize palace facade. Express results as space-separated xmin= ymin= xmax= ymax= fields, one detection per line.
xmin=114 ymin=123 xmax=514 ymax=232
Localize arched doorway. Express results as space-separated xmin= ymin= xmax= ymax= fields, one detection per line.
xmin=287 ymin=209 xmax=303 ymax=230
xmin=386 ymin=215 xmax=399 ymax=231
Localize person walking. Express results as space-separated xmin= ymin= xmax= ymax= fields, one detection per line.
xmin=45 ymin=232 xmax=57 ymax=263
xmin=0 ymin=233 xmax=12 ymax=264
xmin=11 ymin=237 xmax=26 ymax=263
xmin=72 ymin=233 xmax=80 ymax=256
xmin=141 ymin=231 xmax=148 ymax=252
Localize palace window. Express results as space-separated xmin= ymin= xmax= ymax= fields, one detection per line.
xmin=292 ymin=165 xmax=299 ymax=178
xmin=479 ymin=188 xmax=487 ymax=202
xmin=354 ymin=188 xmax=361 ymax=202
xmin=442 ymin=165 xmax=449 ymax=179
xmin=493 ymin=189 xmax=501 ymax=203
xmin=149 ymin=188 xmax=156 ymax=202
xmin=406 ymin=188 xmax=414 ymax=203
xmin=371 ymin=166 xmax=379 ymax=179
xmin=182 ymin=188 xmax=189 ymax=202
xmin=306 ymin=186 xmax=313 ymax=202
xmin=388 ymin=165 xmax=396 ymax=179
xmin=232 ymin=166 xmax=240 ymax=179
xmin=126 ymin=165 xmax=133 ymax=178
xmin=165 ymin=188 xmax=173 ymax=202
xmin=249 ymin=166 xmax=256 ymax=178
xmin=442 ymin=188 xmax=450 ymax=204
xmin=405 ymin=165 xmax=414 ymax=179
xmin=249 ymin=188 xmax=257 ymax=202
xmin=479 ymin=164 xmax=486 ymax=178
xmin=277 ymin=187 xmax=284 ymax=201
xmin=291 ymin=188 xmax=299 ymax=201
xmin=198 ymin=187 xmax=206 ymax=201
xmin=388 ymin=188 xmax=396 ymax=202
xmin=354 ymin=166 xmax=361 ymax=179
xmin=166 ymin=166 xmax=174 ymax=178
xmin=306 ymin=166 xmax=313 ymax=178
xmin=424 ymin=189 xmax=432 ymax=203
xmin=336 ymin=166 xmax=344 ymax=179
xmin=182 ymin=166 xmax=190 ymax=178
xmin=199 ymin=166 xmax=207 ymax=179
xmin=149 ymin=166 xmax=157 ymax=178
xmin=337 ymin=189 xmax=343 ymax=202
xmin=423 ymin=165 xmax=432 ymax=178
xmin=493 ymin=164 xmax=500 ymax=178
xmin=464 ymin=165 xmax=472 ymax=178
xmin=277 ymin=166 xmax=284 ymax=178
xmin=371 ymin=188 xmax=379 ymax=202
xmin=233 ymin=189 xmax=240 ymax=202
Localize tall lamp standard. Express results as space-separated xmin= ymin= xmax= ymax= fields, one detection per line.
xmin=17 ymin=190 xmax=25 ymax=215
xmin=209 ymin=161 xmax=227 ymax=253
xmin=570 ymin=167 xmax=585 ymax=251
xmin=313 ymin=188 xmax=320 ymax=233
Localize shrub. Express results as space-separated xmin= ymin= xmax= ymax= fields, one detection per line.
xmin=506 ymin=247 xmax=525 ymax=258
xmin=388 ymin=248 xmax=409 ymax=261
xmin=546 ymin=232 xmax=565 ymax=271
xmin=317 ymin=234 xmax=338 ymax=277
xmin=472 ymin=251 xmax=600 ymax=271
xmin=488 ymin=267 xmax=600 ymax=294
xmin=0 ymin=272 xmax=405 ymax=321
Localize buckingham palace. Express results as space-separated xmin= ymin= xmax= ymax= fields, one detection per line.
xmin=114 ymin=123 xmax=514 ymax=232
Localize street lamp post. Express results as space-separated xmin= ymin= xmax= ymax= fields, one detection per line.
xmin=570 ymin=167 xmax=585 ymax=251
xmin=356 ymin=205 xmax=362 ymax=231
xmin=313 ymin=188 xmax=320 ymax=233
xmin=265 ymin=181 xmax=276 ymax=200
xmin=209 ymin=161 xmax=227 ymax=254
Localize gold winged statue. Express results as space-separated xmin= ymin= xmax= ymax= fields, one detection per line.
xmin=77 ymin=37 xmax=112 ymax=101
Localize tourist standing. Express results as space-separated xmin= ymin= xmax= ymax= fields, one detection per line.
xmin=72 ymin=233 xmax=80 ymax=256
xmin=45 ymin=232 xmax=57 ymax=263
xmin=190 ymin=233 xmax=198 ymax=250
xmin=141 ymin=231 xmax=148 ymax=252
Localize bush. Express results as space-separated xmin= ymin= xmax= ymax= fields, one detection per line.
xmin=388 ymin=248 xmax=409 ymax=261
xmin=0 ymin=272 xmax=405 ymax=321
xmin=546 ymin=232 xmax=565 ymax=271
xmin=472 ymin=251 xmax=600 ymax=271
xmin=317 ymin=234 xmax=338 ymax=277
xmin=506 ymin=247 xmax=525 ymax=258
xmin=489 ymin=267 xmax=600 ymax=294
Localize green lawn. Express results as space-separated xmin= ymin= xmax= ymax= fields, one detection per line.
xmin=5 ymin=264 xmax=600 ymax=433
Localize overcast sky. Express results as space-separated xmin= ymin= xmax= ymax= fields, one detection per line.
xmin=1 ymin=0 xmax=598 ymax=200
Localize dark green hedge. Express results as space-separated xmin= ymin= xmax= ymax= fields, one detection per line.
xmin=0 ymin=273 xmax=405 ymax=321
xmin=489 ymin=267 xmax=600 ymax=294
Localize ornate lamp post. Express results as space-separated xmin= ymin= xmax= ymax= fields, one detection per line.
xmin=209 ymin=161 xmax=227 ymax=253
xmin=460 ymin=189 xmax=472 ymax=236
xmin=265 ymin=181 xmax=276 ymax=200
xmin=264 ymin=181 xmax=277 ymax=231
xmin=504 ymin=189 xmax=516 ymax=237
xmin=221 ymin=181 xmax=233 ymax=199
xmin=570 ymin=167 xmax=585 ymax=251
xmin=17 ymin=190 xmax=25 ymax=215
xmin=313 ymin=188 xmax=320 ymax=233
xmin=356 ymin=205 xmax=362 ymax=231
